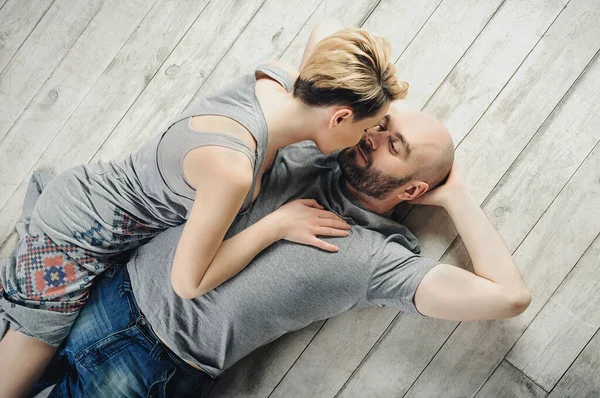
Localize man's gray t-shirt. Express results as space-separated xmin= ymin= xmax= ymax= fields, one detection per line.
xmin=128 ymin=142 xmax=439 ymax=377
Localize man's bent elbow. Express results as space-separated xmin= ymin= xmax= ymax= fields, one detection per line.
xmin=507 ymin=288 xmax=532 ymax=316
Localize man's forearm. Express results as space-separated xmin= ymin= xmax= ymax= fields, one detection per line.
xmin=444 ymin=191 xmax=527 ymax=291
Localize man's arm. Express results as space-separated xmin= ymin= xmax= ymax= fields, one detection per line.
xmin=411 ymin=164 xmax=531 ymax=321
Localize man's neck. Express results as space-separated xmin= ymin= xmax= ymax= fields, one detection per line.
xmin=343 ymin=180 xmax=400 ymax=214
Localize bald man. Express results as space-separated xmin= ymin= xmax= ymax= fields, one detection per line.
xmin=33 ymin=110 xmax=531 ymax=397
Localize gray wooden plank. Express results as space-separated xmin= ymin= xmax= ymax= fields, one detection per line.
xmin=475 ymin=360 xmax=548 ymax=398
xmin=0 ymin=0 xmax=54 ymax=74
xmin=506 ymin=234 xmax=600 ymax=391
xmin=401 ymin=56 xmax=600 ymax=397
xmin=423 ymin=0 xmax=568 ymax=145
xmin=549 ymin=329 xmax=600 ymax=398
xmin=0 ymin=0 xmax=264 ymax=249
xmin=0 ymin=0 xmax=104 ymax=142
xmin=207 ymin=322 xmax=323 ymax=398
xmin=0 ymin=0 xmax=156 ymax=208
xmin=183 ymin=0 xmax=323 ymax=105
xmin=338 ymin=314 xmax=456 ymax=398
xmin=273 ymin=1 xmax=568 ymax=396
xmin=392 ymin=0 xmax=503 ymax=111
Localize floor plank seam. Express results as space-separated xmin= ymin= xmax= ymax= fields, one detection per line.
xmin=391 ymin=0 xmax=444 ymax=68
xmin=497 ymin=230 xmax=600 ymax=394
xmin=357 ymin=0 xmax=384 ymax=27
xmin=177 ymin=0 xmax=268 ymax=114
xmin=418 ymin=0 xmax=506 ymax=112
xmin=87 ymin=0 xmax=267 ymax=168
xmin=333 ymin=312 xmax=405 ymax=398
xmin=548 ymin=327 xmax=600 ymax=395
xmin=266 ymin=320 xmax=328 ymax=398
xmin=400 ymin=321 xmax=462 ymax=397
xmin=0 ymin=0 xmax=160 ymax=219
xmin=453 ymin=0 xmax=571 ymax=149
xmin=0 ymin=0 xmax=108 ymax=149
xmin=503 ymin=358 xmax=551 ymax=395
xmin=277 ymin=0 xmax=325 ymax=61
xmin=0 ymin=0 xmax=57 ymax=77
xmin=471 ymin=45 xmax=600 ymax=242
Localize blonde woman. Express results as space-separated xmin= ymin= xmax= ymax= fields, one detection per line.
xmin=0 ymin=21 xmax=407 ymax=396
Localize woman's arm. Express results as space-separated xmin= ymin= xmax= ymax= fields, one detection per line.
xmin=299 ymin=19 xmax=344 ymax=70
xmin=170 ymin=147 xmax=351 ymax=299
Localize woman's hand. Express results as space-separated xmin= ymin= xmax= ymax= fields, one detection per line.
xmin=268 ymin=199 xmax=351 ymax=252
xmin=408 ymin=163 xmax=469 ymax=208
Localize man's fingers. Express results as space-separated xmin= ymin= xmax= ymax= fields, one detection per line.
xmin=308 ymin=237 xmax=339 ymax=252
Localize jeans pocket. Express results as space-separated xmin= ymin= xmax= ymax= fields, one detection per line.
xmin=73 ymin=327 xmax=175 ymax=397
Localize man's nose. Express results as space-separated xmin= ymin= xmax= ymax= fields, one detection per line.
xmin=365 ymin=130 xmax=383 ymax=150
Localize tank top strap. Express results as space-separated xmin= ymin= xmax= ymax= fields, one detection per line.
xmin=255 ymin=63 xmax=295 ymax=93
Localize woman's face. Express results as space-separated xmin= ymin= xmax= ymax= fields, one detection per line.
xmin=316 ymin=104 xmax=390 ymax=154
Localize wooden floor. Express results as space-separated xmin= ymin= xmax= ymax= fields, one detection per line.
xmin=1 ymin=0 xmax=599 ymax=397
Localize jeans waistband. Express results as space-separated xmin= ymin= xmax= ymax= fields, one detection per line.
xmin=110 ymin=265 xmax=209 ymax=378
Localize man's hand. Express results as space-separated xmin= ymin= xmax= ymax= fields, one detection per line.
xmin=408 ymin=163 xmax=468 ymax=208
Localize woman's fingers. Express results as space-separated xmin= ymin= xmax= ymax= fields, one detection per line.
xmin=318 ymin=218 xmax=351 ymax=230
xmin=315 ymin=208 xmax=345 ymax=221
xmin=299 ymin=199 xmax=323 ymax=209
xmin=307 ymin=237 xmax=339 ymax=252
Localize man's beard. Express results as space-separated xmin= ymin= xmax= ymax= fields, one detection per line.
xmin=338 ymin=141 xmax=410 ymax=200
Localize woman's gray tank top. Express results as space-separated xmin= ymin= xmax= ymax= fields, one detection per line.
xmin=126 ymin=63 xmax=295 ymax=223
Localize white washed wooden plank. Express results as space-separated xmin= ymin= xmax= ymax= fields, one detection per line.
xmin=0 ymin=0 xmax=104 ymax=142
xmin=392 ymin=0 xmax=503 ymax=111
xmin=279 ymin=0 xmax=382 ymax=67
xmin=402 ymin=60 xmax=600 ymax=397
xmin=475 ymin=361 xmax=548 ymax=398
xmin=0 ymin=0 xmax=264 ymax=249
xmin=0 ymin=0 xmax=53 ymax=74
xmin=0 ymin=0 xmax=156 ymax=205
xmin=423 ymin=0 xmax=567 ymax=145
xmin=207 ymin=322 xmax=324 ymax=398
xmin=506 ymin=234 xmax=600 ymax=391
xmin=89 ymin=0 xmax=323 ymax=164
xmin=548 ymin=330 xmax=600 ymax=398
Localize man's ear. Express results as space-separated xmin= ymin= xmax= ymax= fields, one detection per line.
xmin=397 ymin=181 xmax=429 ymax=201
xmin=328 ymin=108 xmax=353 ymax=129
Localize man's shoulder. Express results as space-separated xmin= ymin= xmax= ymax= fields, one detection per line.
xmin=277 ymin=141 xmax=337 ymax=166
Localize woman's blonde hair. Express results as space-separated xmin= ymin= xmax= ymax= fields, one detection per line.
xmin=294 ymin=28 xmax=407 ymax=121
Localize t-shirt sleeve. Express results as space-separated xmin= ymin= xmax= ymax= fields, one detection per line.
xmin=366 ymin=237 xmax=439 ymax=315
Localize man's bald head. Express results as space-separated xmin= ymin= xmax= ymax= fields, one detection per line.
xmin=338 ymin=108 xmax=454 ymax=208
